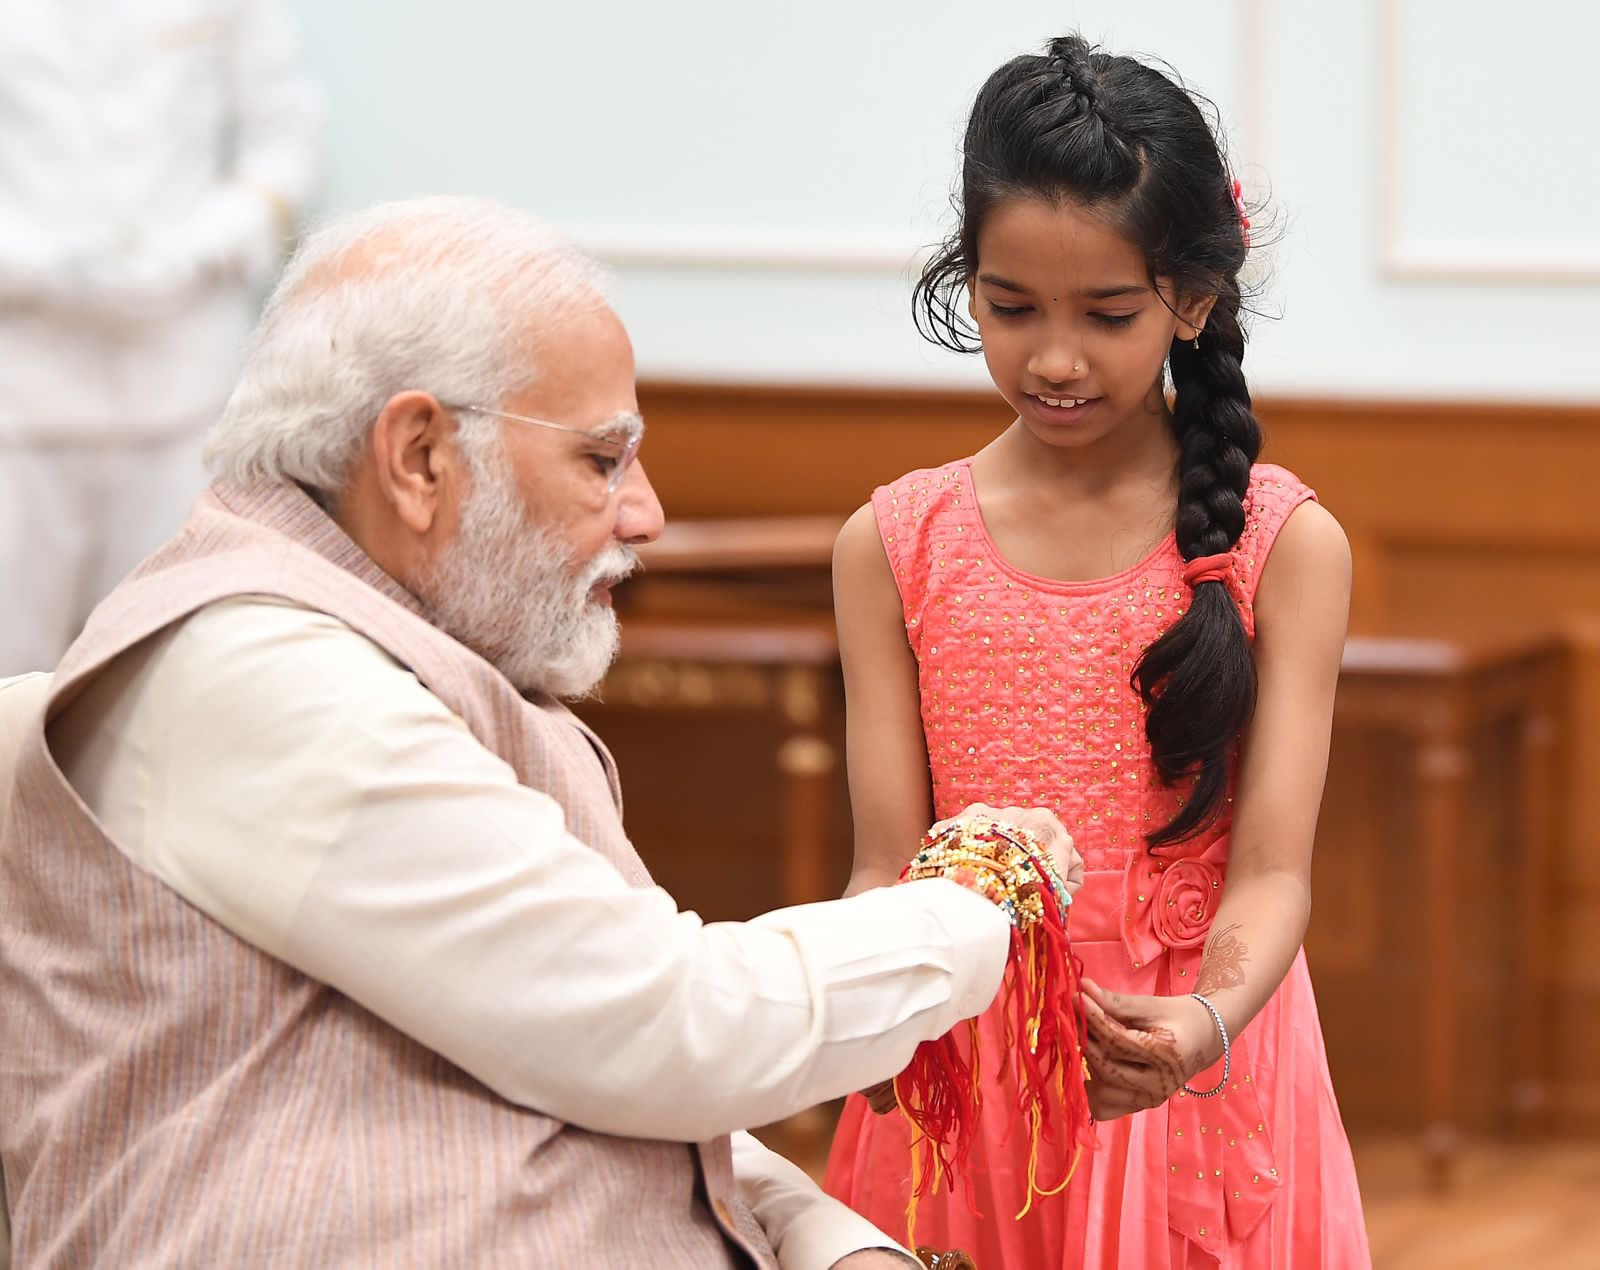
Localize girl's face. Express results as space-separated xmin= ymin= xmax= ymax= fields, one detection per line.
xmin=967 ymin=196 xmax=1214 ymax=451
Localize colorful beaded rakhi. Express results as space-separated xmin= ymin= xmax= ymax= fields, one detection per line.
xmin=896 ymin=817 xmax=1095 ymax=1243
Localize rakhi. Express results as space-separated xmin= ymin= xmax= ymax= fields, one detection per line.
xmin=894 ymin=817 xmax=1096 ymax=1242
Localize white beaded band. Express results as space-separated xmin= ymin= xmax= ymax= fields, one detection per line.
xmin=1182 ymin=992 xmax=1231 ymax=1099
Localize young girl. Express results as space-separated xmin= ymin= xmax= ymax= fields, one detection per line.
xmin=822 ymin=35 xmax=1370 ymax=1269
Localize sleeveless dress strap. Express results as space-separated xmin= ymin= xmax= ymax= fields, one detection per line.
xmin=870 ymin=461 xmax=970 ymax=656
xmin=1226 ymin=464 xmax=1316 ymax=639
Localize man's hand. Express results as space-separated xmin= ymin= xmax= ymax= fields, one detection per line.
xmin=855 ymin=803 xmax=1083 ymax=1115
xmin=935 ymin=802 xmax=1084 ymax=900
xmin=830 ymin=1250 xmax=920 ymax=1269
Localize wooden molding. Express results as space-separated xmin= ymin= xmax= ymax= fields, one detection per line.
xmin=1377 ymin=0 xmax=1600 ymax=284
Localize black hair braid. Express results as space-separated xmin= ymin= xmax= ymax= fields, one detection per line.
xmin=1133 ymin=298 xmax=1263 ymax=847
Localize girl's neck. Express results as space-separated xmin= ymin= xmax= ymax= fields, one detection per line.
xmin=967 ymin=388 xmax=1184 ymax=584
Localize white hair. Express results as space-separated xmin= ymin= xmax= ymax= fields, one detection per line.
xmin=205 ymin=196 xmax=609 ymax=491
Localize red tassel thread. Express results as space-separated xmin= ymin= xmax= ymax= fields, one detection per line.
xmin=893 ymin=838 xmax=1096 ymax=1245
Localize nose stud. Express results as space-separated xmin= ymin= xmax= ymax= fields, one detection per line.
xmin=1072 ymin=362 xmax=1083 ymax=374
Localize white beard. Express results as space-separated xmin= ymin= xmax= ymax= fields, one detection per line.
xmin=417 ymin=451 xmax=637 ymax=699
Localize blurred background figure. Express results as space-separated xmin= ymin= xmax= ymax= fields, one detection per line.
xmin=0 ymin=0 xmax=320 ymax=674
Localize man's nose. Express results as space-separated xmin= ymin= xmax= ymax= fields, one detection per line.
xmin=615 ymin=460 xmax=664 ymax=545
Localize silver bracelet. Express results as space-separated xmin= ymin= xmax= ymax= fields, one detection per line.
xmin=1182 ymin=992 xmax=1231 ymax=1099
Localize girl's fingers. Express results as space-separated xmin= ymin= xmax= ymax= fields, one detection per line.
xmin=1082 ymin=978 xmax=1163 ymax=1033
xmin=1082 ymin=990 xmax=1144 ymax=1044
xmin=1084 ymin=1041 xmax=1154 ymax=1090
xmin=1087 ymin=1087 xmax=1144 ymax=1121
xmin=1086 ymin=1004 xmax=1165 ymax=1062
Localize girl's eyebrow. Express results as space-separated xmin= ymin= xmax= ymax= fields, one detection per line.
xmin=975 ymin=273 xmax=1150 ymax=301
xmin=1083 ymin=284 xmax=1150 ymax=299
xmin=975 ymin=272 xmax=1029 ymax=291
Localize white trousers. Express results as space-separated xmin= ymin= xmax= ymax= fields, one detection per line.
xmin=0 ymin=431 xmax=205 ymax=674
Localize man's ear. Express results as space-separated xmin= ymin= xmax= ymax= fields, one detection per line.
xmin=369 ymin=392 xmax=459 ymax=536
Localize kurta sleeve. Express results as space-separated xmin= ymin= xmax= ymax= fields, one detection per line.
xmin=53 ymin=597 xmax=1012 ymax=1143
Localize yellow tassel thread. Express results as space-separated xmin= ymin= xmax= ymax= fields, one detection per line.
xmin=904 ymin=1119 xmax=925 ymax=1249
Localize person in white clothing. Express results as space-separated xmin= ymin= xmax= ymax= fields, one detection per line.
xmin=0 ymin=199 xmax=1085 ymax=1269
xmin=0 ymin=0 xmax=321 ymax=673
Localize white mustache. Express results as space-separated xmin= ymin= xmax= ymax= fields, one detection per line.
xmin=580 ymin=544 xmax=640 ymax=592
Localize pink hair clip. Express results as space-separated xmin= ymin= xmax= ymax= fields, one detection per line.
xmin=1232 ymin=179 xmax=1252 ymax=250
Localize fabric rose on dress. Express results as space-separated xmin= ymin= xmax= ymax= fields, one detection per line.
xmin=1150 ymin=858 xmax=1223 ymax=949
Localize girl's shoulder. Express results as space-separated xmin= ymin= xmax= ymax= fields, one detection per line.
xmin=1239 ymin=463 xmax=1317 ymax=557
xmin=872 ymin=457 xmax=974 ymax=515
xmin=1230 ymin=463 xmax=1319 ymax=627
xmin=869 ymin=456 xmax=978 ymax=547
xmin=866 ymin=457 xmax=980 ymax=621
xmin=1243 ymin=462 xmax=1315 ymax=518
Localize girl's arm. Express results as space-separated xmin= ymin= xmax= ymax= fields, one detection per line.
xmin=1081 ymin=500 xmax=1352 ymax=1118
xmin=832 ymin=504 xmax=938 ymax=896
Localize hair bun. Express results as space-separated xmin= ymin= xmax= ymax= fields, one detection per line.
xmin=1044 ymin=34 xmax=1092 ymax=65
xmin=1044 ymin=35 xmax=1099 ymax=108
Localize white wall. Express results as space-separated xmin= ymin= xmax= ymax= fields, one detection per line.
xmin=287 ymin=0 xmax=1596 ymax=401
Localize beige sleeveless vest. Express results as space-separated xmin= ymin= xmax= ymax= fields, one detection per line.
xmin=0 ymin=480 xmax=776 ymax=1268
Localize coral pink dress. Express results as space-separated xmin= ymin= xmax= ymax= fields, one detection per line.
xmin=824 ymin=459 xmax=1371 ymax=1269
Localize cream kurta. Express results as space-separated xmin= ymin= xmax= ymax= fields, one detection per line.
xmin=0 ymin=480 xmax=1010 ymax=1267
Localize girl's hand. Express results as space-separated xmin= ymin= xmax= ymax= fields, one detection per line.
xmin=1079 ymin=979 xmax=1222 ymax=1121
xmin=857 ymin=805 xmax=1085 ymax=1118
xmin=936 ymin=802 xmax=1085 ymax=899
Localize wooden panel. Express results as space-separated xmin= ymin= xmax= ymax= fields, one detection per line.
xmin=574 ymin=704 xmax=856 ymax=923
xmin=1302 ymin=734 xmax=1387 ymax=974
xmin=636 ymin=381 xmax=1010 ymax=519
xmin=1307 ymin=718 xmax=1527 ymax=1134
xmin=618 ymin=383 xmax=1600 ymax=1133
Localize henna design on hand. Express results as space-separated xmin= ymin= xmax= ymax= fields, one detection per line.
xmin=1080 ymin=990 xmax=1187 ymax=1115
xmin=1195 ymin=922 xmax=1248 ymax=996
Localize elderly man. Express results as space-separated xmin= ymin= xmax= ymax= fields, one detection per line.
xmin=0 ymin=198 xmax=1082 ymax=1268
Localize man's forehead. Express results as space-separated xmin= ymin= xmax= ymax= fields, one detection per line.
xmin=510 ymin=303 xmax=636 ymax=412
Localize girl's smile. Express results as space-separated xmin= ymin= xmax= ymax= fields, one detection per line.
xmin=1022 ymin=392 xmax=1102 ymax=427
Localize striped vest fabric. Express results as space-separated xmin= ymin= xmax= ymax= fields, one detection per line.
xmin=0 ymin=480 xmax=775 ymax=1268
